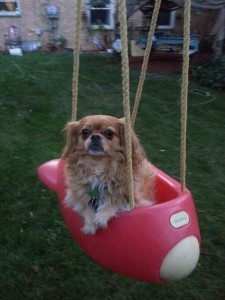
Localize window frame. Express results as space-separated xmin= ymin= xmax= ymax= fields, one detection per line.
xmin=87 ymin=1 xmax=115 ymax=30
xmin=0 ymin=0 xmax=20 ymax=16
xmin=157 ymin=11 xmax=176 ymax=30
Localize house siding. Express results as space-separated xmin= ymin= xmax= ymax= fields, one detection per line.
xmin=175 ymin=9 xmax=218 ymax=51
xmin=0 ymin=0 xmax=76 ymax=51
xmin=0 ymin=1 xmax=219 ymax=52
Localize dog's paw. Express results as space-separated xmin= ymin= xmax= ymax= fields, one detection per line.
xmin=81 ymin=224 xmax=96 ymax=235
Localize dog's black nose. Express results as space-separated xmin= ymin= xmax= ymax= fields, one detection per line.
xmin=88 ymin=134 xmax=104 ymax=155
xmin=91 ymin=134 xmax=101 ymax=141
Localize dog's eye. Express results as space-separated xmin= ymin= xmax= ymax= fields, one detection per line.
xmin=104 ymin=129 xmax=114 ymax=139
xmin=81 ymin=128 xmax=89 ymax=138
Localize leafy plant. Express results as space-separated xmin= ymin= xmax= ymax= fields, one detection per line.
xmin=191 ymin=56 xmax=225 ymax=90
xmin=53 ymin=34 xmax=66 ymax=47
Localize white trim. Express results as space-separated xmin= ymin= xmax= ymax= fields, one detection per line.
xmin=86 ymin=1 xmax=115 ymax=30
xmin=0 ymin=0 xmax=20 ymax=16
xmin=157 ymin=11 xmax=176 ymax=30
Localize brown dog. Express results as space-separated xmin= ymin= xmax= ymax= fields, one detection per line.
xmin=62 ymin=115 xmax=155 ymax=234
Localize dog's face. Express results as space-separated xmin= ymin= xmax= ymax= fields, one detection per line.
xmin=62 ymin=115 xmax=125 ymax=159
xmin=62 ymin=115 xmax=145 ymax=165
xmin=76 ymin=115 xmax=125 ymax=157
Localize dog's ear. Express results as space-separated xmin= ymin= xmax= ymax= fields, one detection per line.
xmin=61 ymin=121 xmax=80 ymax=159
xmin=118 ymin=118 xmax=145 ymax=166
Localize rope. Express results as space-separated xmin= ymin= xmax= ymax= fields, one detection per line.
xmin=180 ymin=0 xmax=191 ymax=191
xmin=131 ymin=0 xmax=161 ymax=128
xmin=71 ymin=0 xmax=82 ymax=121
xmin=70 ymin=0 xmax=190 ymax=198
xmin=118 ymin=0 xmax=134 ymax=208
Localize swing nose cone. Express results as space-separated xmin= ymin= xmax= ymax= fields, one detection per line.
xmin=37 ymin=159 xmax=58 ymax=193
xmin=159 ymin=235 xmax=200 ymax=281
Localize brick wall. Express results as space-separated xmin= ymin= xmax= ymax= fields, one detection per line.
xmin=0 ymin=0 xmax=77 ymax=51
xmin=0 ymin=0 xmax=43 ymax=50
xmin=0 ymin=1 xmax=220 ymax=52
xmin=0 ymin=0 xmax=117 ymax=51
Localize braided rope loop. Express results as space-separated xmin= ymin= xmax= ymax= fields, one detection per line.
xmin=180 ymin=0 xmax=191 ymax=191
xmin=131 ymin=0 xmax=161 ymax=128
xmin=118 ymin=0 xmax=134 ymax=208
xmin=71 ymin=0 xmax=82 ymax=121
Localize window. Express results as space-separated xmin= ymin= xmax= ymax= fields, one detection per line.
xmin=87 ymin=1 xmax=115 ymax=30
xmin=0 ymin=1 xmax=20 ymax=16
xmin=157 ymin=11 xmax=176 ymax=30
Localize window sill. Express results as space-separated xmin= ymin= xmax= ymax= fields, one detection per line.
xmin=0 ymin=12 xmax=21 ymax=17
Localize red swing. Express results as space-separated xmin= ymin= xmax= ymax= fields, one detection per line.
xmin=38 ymin=0 xmax=200 ymax=283
xmin=38 ymin=159 xmax=200 ymax=282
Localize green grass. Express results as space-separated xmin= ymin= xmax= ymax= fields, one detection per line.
xmin=0 ymin=52 xmax=224 ymax=299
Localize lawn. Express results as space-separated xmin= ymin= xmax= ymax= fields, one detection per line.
xmin=0 ymin=52 xmax=224 ymax=299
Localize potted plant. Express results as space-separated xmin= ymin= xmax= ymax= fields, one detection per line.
xmin=53 ymin=34 xmax=66 ymax=48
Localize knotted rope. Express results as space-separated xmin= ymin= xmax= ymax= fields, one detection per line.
xmin=71 ymin=0 xmax=190 ymax=203
xmin=131 ymin=0 xmax=161 ymax=128
xmin=118 ymin=0 xmax=134 ymax=208
xmin=71 ymin=0 xmax=82 ymax=121
xmin=180 ymin=0 xmax=191 ymax=191
xmin=129 ymin=0 xmax=190 ymax=192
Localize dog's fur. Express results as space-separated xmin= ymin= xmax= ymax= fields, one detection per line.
xmin=62 ymin=115 xmax=155 ymax=234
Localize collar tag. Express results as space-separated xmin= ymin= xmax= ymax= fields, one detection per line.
xmin=87 ymin=188 xmax=100 ymax=212
xmin=89 ymin=196 xmax=99 ymax=212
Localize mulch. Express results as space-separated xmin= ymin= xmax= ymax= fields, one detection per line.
xmin=129 ymin=51 xmax=213 ymax=73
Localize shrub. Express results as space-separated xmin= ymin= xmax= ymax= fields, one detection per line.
xmin=190 ymin=56 xmax=225 ymax=90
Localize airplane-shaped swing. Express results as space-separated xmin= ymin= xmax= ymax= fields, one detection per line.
xmin=38 ymin=0 xmax=200 ymax=283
